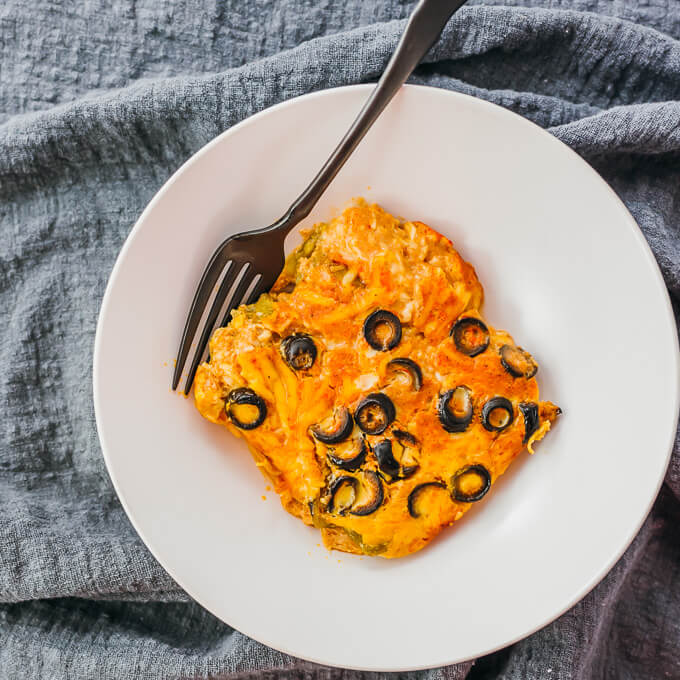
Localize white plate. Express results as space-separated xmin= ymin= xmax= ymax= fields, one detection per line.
xmin=93 ymin=85 xmax=679 ymax=671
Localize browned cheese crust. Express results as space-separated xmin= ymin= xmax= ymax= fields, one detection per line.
xmin=194 ymin=200 xmax=560 ymax=558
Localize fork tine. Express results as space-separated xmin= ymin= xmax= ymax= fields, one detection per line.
xmin=219 ymin=267 xmax=257 ymax=327
xmin=180 ymin=261 xmax=248 ymax=395
xmin=245 ymin=274 xmax=268 ymax=306
xmin=172 ymin=246 xmax=234 ymax=390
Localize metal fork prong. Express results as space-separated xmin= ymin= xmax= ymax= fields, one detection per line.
xmin=172 ymin=247 xmax=235 ymax=390
xmin=180 ymin=261 xmax=247 ymax=394
xmin=245 ymin=275 xmax=267 ymax=306
xmin=219 ymin=267 xmax=256 ymax=327
xmin=174 ymin=0 xmax=467 ymax=394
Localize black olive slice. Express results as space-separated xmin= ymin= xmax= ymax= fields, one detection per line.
xmin=355 ymin=393 xmax=396 ymax=435
xmin=327 ymin=476 xmax=358 ymax=515
xmin=408 ymin=481 xmax=447 ymax=518
xmin=363 ymin=310 xmax=402 ymax=351
xmin=519 ymin=402 xmax=539 ymax=444
xmin=392 ymin=430 xmax=419 ymax=479
xmin=326 ymin=471 xmax=384 ymax=516
xmin=500 ymin=344 xmax=538 ymax=379
xmin=374 ymin=435 xmax=420 ymax=482
xmin=225 ymin=388 xmax=267 ymax=430
xmin=481 ymin=397 xmax=514 ymax=432
xmin=386 ymin=358 xmax=423 ymax=391
xmin=451 ymin=317 xmax=490 ymax=357
xmin=451 ymin=465 xmax=491 ymax=502
xmin=281 ymin=333 xmax=317 ymax=371
xmin=438 ymin=386 xmax=473 ymax=433
xmin=399 ymin=467 xmax=418 ymax=481
xmin=392 ymin=429 xmax=416 ymax=445
xmin=374 ymin=439 xmax=400 ymax=478
xmin=311 ymin=407 xmax=354 ymax=444
xmin=327 ymin=436 xmax=368 ymax=472
xmin=351 ymin=470 xmax=384 ymax=516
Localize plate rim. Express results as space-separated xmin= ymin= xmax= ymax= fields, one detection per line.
xmin=93 ymin=83 xmax=680 ymax=671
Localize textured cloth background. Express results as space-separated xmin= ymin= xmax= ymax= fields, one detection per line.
xmin=1 ymin=1 xmax=679 ymax=678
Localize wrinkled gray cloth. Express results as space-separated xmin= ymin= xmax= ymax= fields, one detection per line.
xmin=1 ymin=0 xmax=679 ymax=678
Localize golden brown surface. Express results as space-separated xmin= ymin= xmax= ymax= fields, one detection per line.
xmin=194 ymin=200 xmax=560 ymax=558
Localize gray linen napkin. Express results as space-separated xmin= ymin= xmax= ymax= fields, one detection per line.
xmin=1 ymin=1 xmax=679 ymax=678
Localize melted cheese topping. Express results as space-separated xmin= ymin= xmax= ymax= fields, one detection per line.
xmin=194 ymin=200 xmax=560 ymax=558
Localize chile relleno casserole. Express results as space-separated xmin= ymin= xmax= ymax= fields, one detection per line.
xmin=194 ymin=201 xmax=561 ymax=558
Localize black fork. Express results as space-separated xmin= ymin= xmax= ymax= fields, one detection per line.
xmin=172 ymin=0 xmax=468 ymax=393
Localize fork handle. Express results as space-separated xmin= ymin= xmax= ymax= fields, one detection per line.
xmin=277 ymin=0 xmax=468 ymax=231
